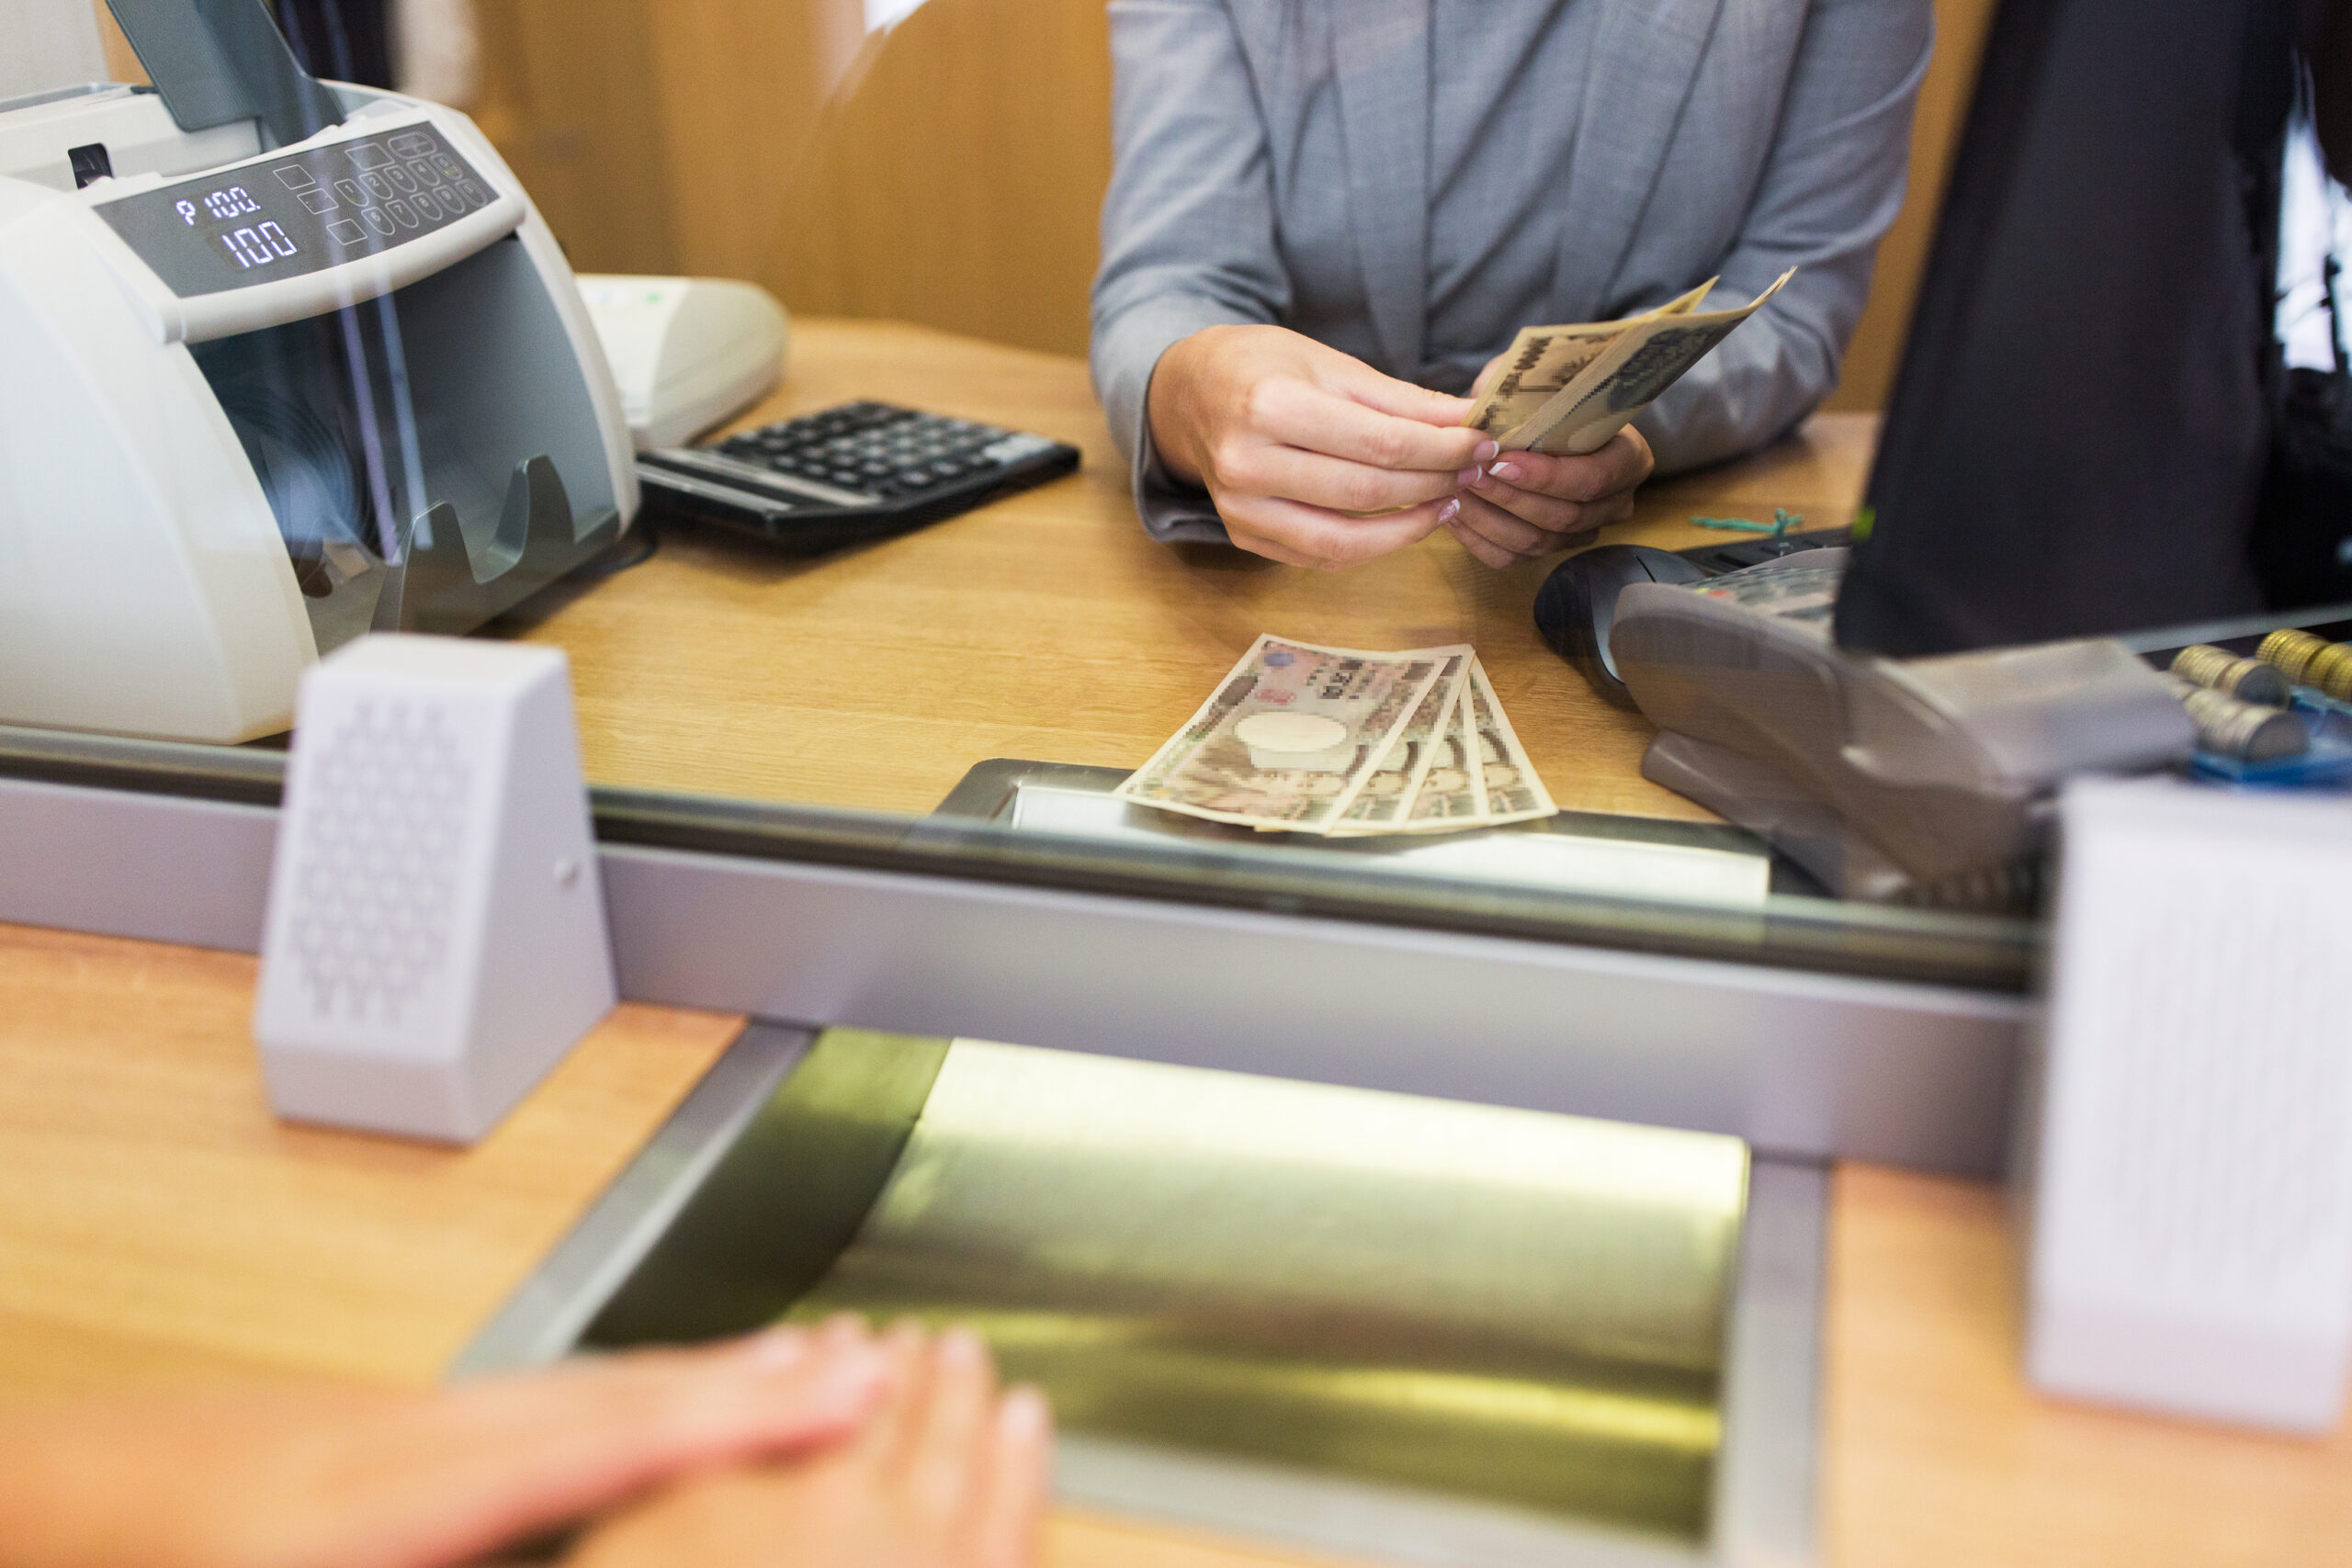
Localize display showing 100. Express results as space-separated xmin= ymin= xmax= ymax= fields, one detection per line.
xmin=175 ymin=188 xmax=299 ymax=270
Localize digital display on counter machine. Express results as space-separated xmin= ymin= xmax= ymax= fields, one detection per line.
xmin=95 ymin=125 xmax=500 ymax=299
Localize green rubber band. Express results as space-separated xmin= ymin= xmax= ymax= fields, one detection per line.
xmin=1690 ymin=508 xmax=1805 ymax=537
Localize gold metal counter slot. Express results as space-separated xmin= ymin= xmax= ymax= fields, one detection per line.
xmin=584 ymin=1030 xmax=1751 ymax=1548
xmin=788 ymin=1303 xmax=1721 ymax=1536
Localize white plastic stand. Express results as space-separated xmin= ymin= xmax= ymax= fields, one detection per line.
xmin=254 ymin=635 xmax=616 ymax=1143
xmin=2023 ymin=775 xmax=2352 ymax=1433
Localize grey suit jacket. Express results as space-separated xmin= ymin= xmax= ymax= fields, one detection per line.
xmin=1091 ymin=0 xmax=1933 ymax=543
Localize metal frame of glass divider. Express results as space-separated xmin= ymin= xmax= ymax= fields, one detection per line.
xmin=0 ymin=723 xmax=2031 ymax=1174
xmin=453 ymin=1022 xmax=1829 ymax=1568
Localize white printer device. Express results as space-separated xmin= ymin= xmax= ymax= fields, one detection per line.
xmin=0 ymin=0 xmax=636 ymax=743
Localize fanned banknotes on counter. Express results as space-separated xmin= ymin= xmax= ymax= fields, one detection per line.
xmin=1463 ymin=270 xmax=1795 ymax=457
xmin=1114 ymin=637 xmax=1555 ymax=838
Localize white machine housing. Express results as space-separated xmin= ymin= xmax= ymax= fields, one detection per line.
xmin=0 ymin=80 xmax=636 ymax=743
xmin=578 ymin=274 xmax=788 ymax=449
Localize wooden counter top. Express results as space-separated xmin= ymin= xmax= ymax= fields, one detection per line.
xmin=1826 ymin=1165 xmax=2352 ymax=1565
xmin=505 ymin=319 xmax=1877 ymax=823
xmin=5 ymin=919 xmax=2346 ymax=1567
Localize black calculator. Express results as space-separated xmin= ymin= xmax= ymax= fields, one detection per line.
xmin=635 ymin=401 xmax=1081 ymax=555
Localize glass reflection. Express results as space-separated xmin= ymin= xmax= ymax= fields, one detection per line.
xmin=29 ymin=0 xmax=2306 ymax=969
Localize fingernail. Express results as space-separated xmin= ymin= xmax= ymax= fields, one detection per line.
xmin=939 ymin=1326 xmax=987 ymax=1369
xmin=741 ymin=1325 xmax=809 ymax=1368
xmin=1454 ymin=465 xmax=1483 ymax=487
xmin=1490 ymin=461 xmax=1522 ymax=486
xmin=1475 ymin=440 xmax=1499 ymax=462
xmin=999 ymin=1385 xmax=1051 ymax=1440
xmin=886 ymin=1317 xmax=927 ymax=1351
xmin=1439 ymin=499 xmax=1460 ymax=524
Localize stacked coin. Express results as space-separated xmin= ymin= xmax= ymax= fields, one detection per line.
xmin=2259 ymin=628 xmax=2325 ymax=682
xmin=2312 ymin=643 xmax=2352 ymax=702
xmin=2169 ymin=644 xmax=2290 ymax=705
xmin=2169 ymin=678 xmax=2311 ymax=761
xmin=2257 ymin=628 xmax=2352 ymax=699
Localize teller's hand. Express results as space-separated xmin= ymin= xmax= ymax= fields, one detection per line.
xmin=0 ymin=1325 xmax=894 ymax=1568
xmin=1446 ymin=427 xmax=1656 ymax=569
xmin=566 ymin=1322 xmax=1052 ymax=1568
xmin=1148 ymin=324 xmax=1496 ymax=570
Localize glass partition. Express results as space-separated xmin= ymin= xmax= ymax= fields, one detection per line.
xmin=0 ymin=0 xmax=2052 ymax=991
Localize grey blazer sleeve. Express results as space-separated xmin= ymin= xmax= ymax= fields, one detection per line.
xmin=1091 ymin=0 xmax=1287 ymax=543
xmin=1634 ymin=0 xmax=1934 ymax=474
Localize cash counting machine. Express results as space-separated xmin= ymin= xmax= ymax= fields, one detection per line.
xmin=0 ymin=1 xmax=635 ymax=743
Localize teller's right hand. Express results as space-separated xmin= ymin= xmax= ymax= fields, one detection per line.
xmin=1147 ymin=324 xmax=1496 ymax=570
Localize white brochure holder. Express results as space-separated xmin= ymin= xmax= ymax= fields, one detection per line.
xmin=2022 ymin=776 xmax=2352 ymax=1433
xmin=254 ymin=634 xmax=616 ymax=1143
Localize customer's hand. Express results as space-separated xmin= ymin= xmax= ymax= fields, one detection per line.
xmin=566 ymin=1321 xmax=1052 ymax=1568
xmin=1148 ymin=324 xmax=1496 ymax=570
xmin=1444 ymin=428 xmax=1656 ymax=568
xmin=0 ymin=1325 xmax=894 ymax=1568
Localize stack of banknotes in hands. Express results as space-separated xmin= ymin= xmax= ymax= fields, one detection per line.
xmin=1464 ymin=269 xmax=1795 ymax=456
xmin=1114 ymin=636 xmax=1556 ymax=837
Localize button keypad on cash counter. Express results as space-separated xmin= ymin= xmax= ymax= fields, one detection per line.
xmin=96 ymin=122 xmax=500 ymax=298
xmin=299 ymin=130 xmax=493 ymax=250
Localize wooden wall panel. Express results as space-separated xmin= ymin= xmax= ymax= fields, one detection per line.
xmin=469 ymin=0 xmax=679 ymax=275
xmin=464 ymin=0 xmax=1990 ymax=399
xmin=642 ymin=0 xmax=865 ymax=284
xmin=472 ymin=0 xmax=1109 ymax=355
xmin=752 ymin=0 xmax=1114 ymax=357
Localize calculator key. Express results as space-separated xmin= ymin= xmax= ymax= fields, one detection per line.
xmin=981 ymin=433 xmax=1056 ymax=463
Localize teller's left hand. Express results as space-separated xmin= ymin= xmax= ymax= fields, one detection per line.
xmin=1446 ymin=426 xmax=1656 ymax=568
